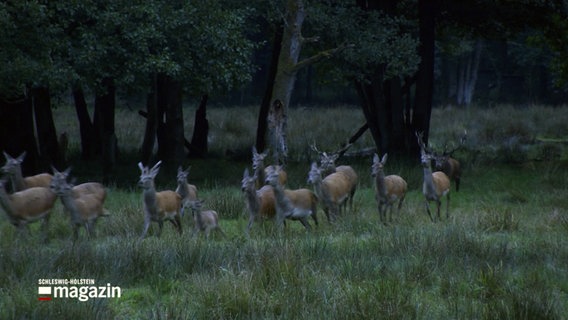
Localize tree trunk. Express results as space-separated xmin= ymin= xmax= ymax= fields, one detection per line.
xmin=256 ymin=24 xmax=283 ymax=153
xmin=189 ymin=95 xmax=209 ymax=158
xmin=155 ymin=75 xmax=185 ymax=166
xmin=268 ymin=0 xmax=306 ymax=165
xmin=413 ymin=0 xmax=439 ymax=148
xmin=0 ymin=94 xmax=39 ymax=175
xmin=31 ymin=86 xmax=63 ymax=170
xmin=94 ymin=77 xmax=117 ymax=182
xmin=140 ymin=74 xmax=158 ymax=164
xmin=72 ymin=84 xmax=96 ymax=160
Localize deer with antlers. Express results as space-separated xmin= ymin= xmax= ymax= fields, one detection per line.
xmin=433 ymin=131 xmax=467 ymax=192
xmin=416 ymin=132 xmax=451 ymax=222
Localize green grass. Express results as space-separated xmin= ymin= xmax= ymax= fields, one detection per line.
xmin=1 ymin=105 xmax=568 ymax=319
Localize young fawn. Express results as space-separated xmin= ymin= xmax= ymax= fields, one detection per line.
xmin=371 ymin=154 xmax=407 ymax=224
xmin=188 ymin=200 xmax=225 ymax=239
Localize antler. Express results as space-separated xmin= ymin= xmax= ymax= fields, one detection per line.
xmin=442 ymin=130 xmax=467 ymax=156
xmin=415 ymin=131 xmax=431 ymax=153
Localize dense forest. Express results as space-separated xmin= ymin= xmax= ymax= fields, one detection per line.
xmin=0 ymin=0 xmax=567 ymax=179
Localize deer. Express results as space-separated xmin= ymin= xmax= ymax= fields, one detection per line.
xmin=433 ymin=131 xmax=467 ymax=192
xmin=416 ymin=132 xmax=451 ymax=222
xmin=188 ymin=199 xmax=225 ymax=239
xmin=264 ymin=166 xmax=318 ymax=230
xmin=371 ymin=153 xmax=407 ymax=225
xmin=138 ymin=161 xmax=182 ymax=239
xmin=307 ymin=162 xmax=351 ymax=223
xmin=2 ymin=151 xmax=53 ymax=191
xmin=241 ymin=168 xmax=277 ymax=234
xmin=0 ymin=179 xmax=57 ymax=240
xmin=251 ymin=146 xmax=287 ymax=188
xmin=49 ymin=178 xmax=109 ymax=241
xmin=50 ymin=167 xmax=106 ymax=202
xmin=175 ymin=166 xmax=198 ymax=217
xmin=311 ymin=143 xmax=358 ymax=213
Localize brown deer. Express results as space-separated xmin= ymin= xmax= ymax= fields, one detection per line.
xmin=433 ymin=131 xmax=467 ymax=191
xmin=241 ymin=168 xmax=277 ymax=234
xmin=251 ymin=146 xmax=287 ymax=188
xmin=138 ymin=161 xmax=182 ymax=239
xmin=416 ymin=132 xmax=451 ymax=222
xmin=50 ymin=178 xmax=109 ymax=241
xmin=265 ymin=166 xmax=318 ymax=230
xmin=175 ymin=166 xmax=198 ymax=217
xmin=0 ymin=179 xmax=57 ymax=240
xmin=307 ymin=162 xmax=351 ymax=223
xmin=371 ymin=153 xmax=407 ymax=224
xmin=188 ymin=200 xmax=225 ymax=239
xmin=311 ymin=143 xmax=358 ymax=214
xmin=2 ymin=152 xmax=52 ymax=191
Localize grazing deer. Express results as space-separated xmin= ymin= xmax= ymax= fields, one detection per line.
xmin=307 ymin=162 xmax=351 ymax=223
xmin=433 ymin=131 xmax=466 ymax=192
xmin=311 ymin=143 xmax=358 ymax=213
xmin=2 ymin=151 xmax=53 ymax=191
xmin=138 ymin=161 xmax=182 ymax=239
xmin=175 ymin=166 xmax=198 ymax=217
xmin=371 ymin=154 xmax=407 ymax=224
xmin=416 ymin=132 xmax=451 ymax=222
xmin=50 ymin=178 xmax=108 ymax=241
xmin=188 ymin=200 xmax=225 ymax=239
xmin=265 ymin=166 xmax=318 ymax=230
xmin=252 ymin=146 xmax=287 ymax=188
xmin=241 ymin=168 xmax=277 ymax=234
xmin=0 ymin=179 xmax=57 ymax=240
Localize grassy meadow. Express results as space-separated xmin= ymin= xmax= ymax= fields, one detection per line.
xmin=1 ymin=104 xmax=568 ymax=319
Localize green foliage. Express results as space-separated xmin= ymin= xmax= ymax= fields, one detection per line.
xmin=0 ymin=0 xmax=257 ymax=96
xmin=305 ymin=1 xmax=419 ymax=83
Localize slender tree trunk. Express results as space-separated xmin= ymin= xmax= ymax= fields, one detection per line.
xmin=155 ymin=74 xmax=184 ymax=166
xmin=256 ymin=24 xmax=283 ymax=153
xmin=94 ymin=77 xmax=117 ymax=182
xmin=413 ymin=0 xmax=438 ymax=148
xmin=31 ymin=86 xmax=62 ymax=170
xmin=189 ymin=95 xmax=209 ymax=158
xmin=140 ymin=74 xmax=158 ymax=164
xmin=72 ymin=84 xmax=96 ymax=160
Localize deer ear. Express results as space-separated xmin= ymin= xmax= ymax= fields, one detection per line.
xmin=382 ymin=154 xmax=388 ymax=164
xmin=243 ymin=168 xmax=250 ymax=178
xmin=17 ymin=151 xmax=27 ymax=162
xmin=138 ymin=162 xmax=145 ymax=171
xmin=373 ymin=153 xmax=379 ymax=163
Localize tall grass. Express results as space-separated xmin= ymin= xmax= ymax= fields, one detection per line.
xmin=1 ymin=104 xmax=567 ymax=319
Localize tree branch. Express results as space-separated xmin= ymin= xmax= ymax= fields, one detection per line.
xmin=291 ymin=43 xmax=354 ymax=73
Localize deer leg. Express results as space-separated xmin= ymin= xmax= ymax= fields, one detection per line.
xmin=175 ymin=215 xmax=182 ymax=234
xmin=436 ymin=200 xmax=442 ymax=221
xmin=140 ymin=219 xmax=151 ymax=239
xmin=446 ymin=193 xmax=451 ymax=219
xmin=41 ymin=216 xmax=50 ymax=242
xmin=298 ymin=217 xmax=311 ymax=231
xmin=311 ymin=208 xmax=319 ymax=226
xmin=425 ymin=200 xmax=434 ymax=222
xmin=157 ymin=221 xmax=164 ymax=237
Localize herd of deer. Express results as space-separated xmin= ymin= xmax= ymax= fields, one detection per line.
xmin=0 ymin=132 xmax=465 ymax=241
